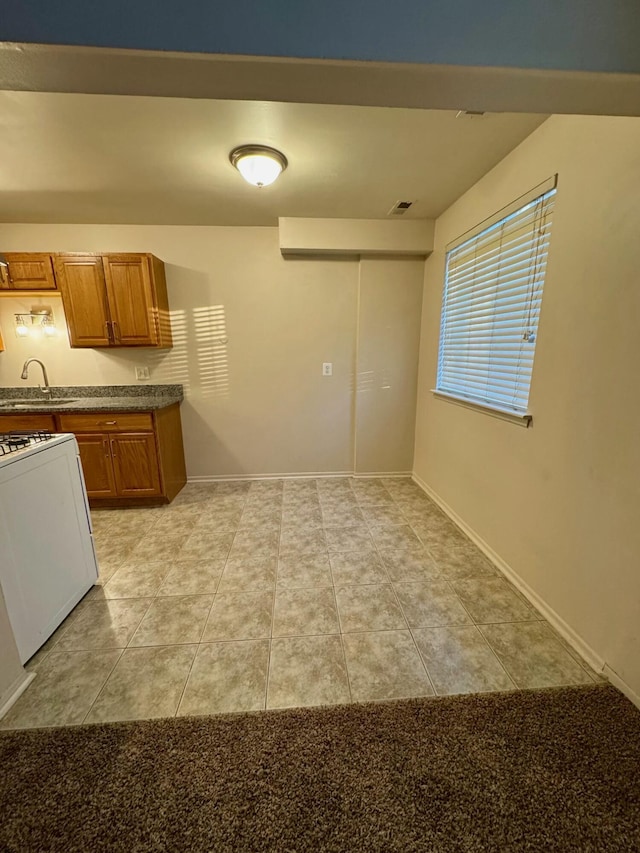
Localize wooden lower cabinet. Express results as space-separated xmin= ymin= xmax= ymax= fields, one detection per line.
xmin=0 ymin=403 xmax=186 ymax=507
xmin=75 ymin=433 xmax=117 ymax=498
xmin=77 ymin=431 xmax=162 ymax=500
xmin=110 ymin=432 xmax=162 ymax=497
xmin=59 ymin=404 xmax=186 ymax=506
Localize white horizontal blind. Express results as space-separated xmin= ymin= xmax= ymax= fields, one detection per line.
xmin=437 ymin=185 xmax=556 ymax=415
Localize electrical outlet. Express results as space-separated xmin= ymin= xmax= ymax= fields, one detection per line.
xmin=135 ymin=365 xmax=150 ymax=381
xmin=322 ymin=363 xmax=333 ymax=376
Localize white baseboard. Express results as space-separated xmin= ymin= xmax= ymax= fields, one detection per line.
xmin=413 ymin=473 xmax=640 ymax=710
xmin=188 ymin=471 xmax=412 ymax=483
xmin=354 ymin=471 xmax=412 ymax=479
xmin=411 ymin=472 xmax=608 ymax=679
xmin=603 ymin=664 xmax=640 ymax=710
xmin=0 ymin=671 xmax=35 ymax=721
xmin=188 ymin=471 xmax=352 ymax=483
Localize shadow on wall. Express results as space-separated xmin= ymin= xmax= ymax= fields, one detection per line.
xmin=100 ymin=266 xmax=230 ymax=399
xmin=355 ymin=369 xmax=393 ymax=394
xmin=144 ymin=304 xmax=229 ymax=399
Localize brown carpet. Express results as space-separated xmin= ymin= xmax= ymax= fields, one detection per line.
xmin=1 ymin=684 xmax=639 ymax=852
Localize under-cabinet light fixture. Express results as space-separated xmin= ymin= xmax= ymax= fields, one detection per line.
xmin=14 ymin=316 xmax=29 ymax=337
xmin=14 ymin=307 xmax=56 ymax=338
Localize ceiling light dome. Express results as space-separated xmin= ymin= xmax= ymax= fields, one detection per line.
xmin=229 ymin=145 xmax=288 ymax=188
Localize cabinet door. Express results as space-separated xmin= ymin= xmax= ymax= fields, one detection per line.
xmin=76 ymin=433 xmax=117 ymax=498
xmin=55 ymin=255 xmax=112 ymax=347
xmin=102 ymin=255 xmax=158 ymax=346
xmin=110 ymin=432 xmax=162 ymax=497
xmin=1 ymin=253 xmax=56 ymax=290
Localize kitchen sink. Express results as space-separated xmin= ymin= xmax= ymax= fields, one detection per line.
xmin=0 ymin=399 xmax=79 ymax=409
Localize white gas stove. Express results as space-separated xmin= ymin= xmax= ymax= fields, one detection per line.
xmin=0 ymin=430 xmax=67 ymax=465
xmin=0 ymin=430 xmax=98 ymax=663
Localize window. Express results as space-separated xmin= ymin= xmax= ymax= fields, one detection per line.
xmin=435 ymin=177 xmax=556 ymax=425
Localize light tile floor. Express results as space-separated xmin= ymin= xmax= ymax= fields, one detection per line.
xmin=1 ymin=478 xmax=599 ymax=729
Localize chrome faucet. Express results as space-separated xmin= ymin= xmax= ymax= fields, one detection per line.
xmin=21 ymin=358 xmax=51 ymax=395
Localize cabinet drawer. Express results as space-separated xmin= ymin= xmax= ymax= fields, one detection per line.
xmin=58 ymin=412 xmax=154 ymax=433
xmin=0 ymin=414 xmax=57 ymax=432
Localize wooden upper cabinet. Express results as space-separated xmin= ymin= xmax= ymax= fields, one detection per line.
xmin=0 ymin=253 xmax=57 ymax=291
xmin=56 ymin=253 xmax=172 ymax=349
xmin=55 ymin=255 xmax=111 ymax=347
xmin=102 ymin=255 xmax=157 ymax=346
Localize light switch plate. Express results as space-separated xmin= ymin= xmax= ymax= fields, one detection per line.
xmin=322 ymin=363 xmax=333 ymax=376
xmin=135 ymin=365 xmax=150 ymax=381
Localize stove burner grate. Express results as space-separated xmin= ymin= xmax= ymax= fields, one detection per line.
xmin=0 ymin=430 xmax=54 ymax=456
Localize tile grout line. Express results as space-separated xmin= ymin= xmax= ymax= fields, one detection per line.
xmin=480 ymin=620 xmax=596 ymax=688
xmin=365 ymin=482 xmax=441 ymax=696
xmin=330 ymin=478 xmax=355 ymax=705
xmin=122 ymin=596 xmax=157 ymax=650
xmin=376 ymin=482 xmax=439 ymax=698
xmin=396 ymin=493 xmax=522 ymax=694
xmin=403 ymin=491 xmax=558 ymax=691
xmin=265 ymin=481 xmax=286 ymax=711
xmin=80 ymin=647 xmax=126 ymax=725
xmin=451 ymin=594 xmax=519 ymax=691
xmin=173 ymin=644 xmax=202 ymax=719
xmin=173 ymin=580 xmax=220 ymax=717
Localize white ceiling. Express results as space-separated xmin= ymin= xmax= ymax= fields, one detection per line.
xmin=0 ymin=91 xmax=546 ymax=225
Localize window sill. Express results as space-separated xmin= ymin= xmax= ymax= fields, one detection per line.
xmin=431 ymin=390 xmax=532 ymax=428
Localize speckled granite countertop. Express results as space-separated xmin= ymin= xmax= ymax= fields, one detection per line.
xmin=0 ymin=385 xmax=183 ymax=413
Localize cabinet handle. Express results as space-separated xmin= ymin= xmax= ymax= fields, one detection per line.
xmin=104 ymin=321 xmax=112 ymax=343
xmin=110 ymin=439 xmax=116 ymax=457
xmin=101 ymin=420 xmax=117 ymax=426
xmin=112 ymin=320 xmax=120 ymax=342
xmin=103 ymin=438 xmax=110 ymax=458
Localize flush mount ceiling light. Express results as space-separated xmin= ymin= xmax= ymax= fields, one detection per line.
xmin=229 ymin=145 xmax=288 ymax=188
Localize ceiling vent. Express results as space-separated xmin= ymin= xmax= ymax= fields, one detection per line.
xmin=388 ymin=200 xmax=414 ymax=216
xmin=455 ymin=110 xmax=486 ymax=119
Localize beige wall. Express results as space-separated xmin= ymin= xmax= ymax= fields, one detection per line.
xmin=356 ymin=257 xmax=424 ymax=474
xmin=279 ymin=217 xmax=434 ymax=256
xmin=414 ymin=114 xmax=640 ymax=699
xmin=0 ymin=224 xmax=423 ymax=478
